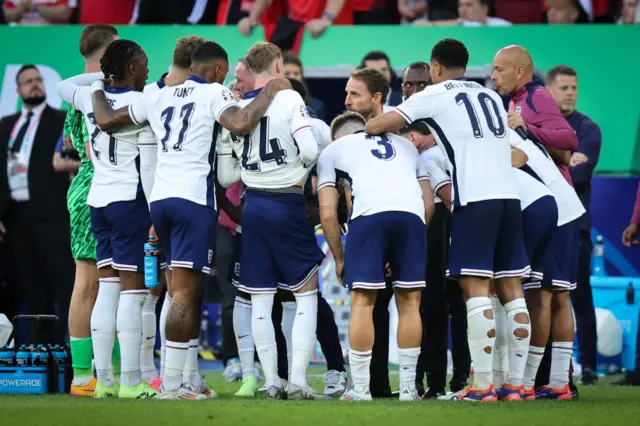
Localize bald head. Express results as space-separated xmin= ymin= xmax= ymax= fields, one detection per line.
xmin=491 ymin=45 xmax=534 ymax=96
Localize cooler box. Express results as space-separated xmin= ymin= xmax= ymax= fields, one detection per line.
xmin=591 ymin=276 xmax=640 ymax=371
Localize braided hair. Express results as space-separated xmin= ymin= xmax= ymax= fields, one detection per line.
xmin=100 ymin=39 xmax=143 ymax=82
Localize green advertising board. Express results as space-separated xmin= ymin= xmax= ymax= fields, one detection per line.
xmin=0 ymin=25 xmax=638 ymax=173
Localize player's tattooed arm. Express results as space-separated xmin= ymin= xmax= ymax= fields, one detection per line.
xmin=318 ymin=187 xmax=345 ymax=283
xmin=91 ymin=90 xmax=135 ymax=133
xmin=219 ymin=78 xmax=292 ymax=134
xmin=365 ymin=110 xmax=407 ymax=135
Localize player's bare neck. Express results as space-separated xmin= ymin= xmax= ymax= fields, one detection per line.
xmin=166 ymin=67 xmax=190 ymax=87
xmin=84 ymin=60 xmax=102 ymax=74
xmin=253 ymin=75 xmax=275 ymax=91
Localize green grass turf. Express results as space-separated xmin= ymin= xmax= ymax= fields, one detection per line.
xmin=2 ymin=367 xmax=640 ymax=426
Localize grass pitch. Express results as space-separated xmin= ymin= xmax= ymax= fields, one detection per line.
xmin=2 ymin=367 xmax=640 ymax=426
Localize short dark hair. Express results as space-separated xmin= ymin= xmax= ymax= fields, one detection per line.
xmin=79 ymin=24 xmax=118 ymax=58
xmin=192 ymin=41 xmax=229 ymax=65
xmin=330 ymin=111 xmax=367 ymax=141
xmin=350 ymin=68 xmax=390 ymax=104
xmin=100 ymin=39 xmax=144 ymax=81
xmin=360 ymin=50 xmax=391 ymax=68
xmin=172 ymin=36 xmax=206 ymax=69
xmin=16 ymin=65 xmax=39 ymax=84
xmin=399 ymin=120 xmax=431 ymax=136
xmin=283 ymin=51 xmax=302 ymax=68
xmin=546 ymin=65 xmax=578 ymax=85
xmin=287 ymin=77 xmax=310 ymax=106
xmin=431 ymin=38 xmax=469 ymax=71
xmin=406 ymin=61 xmax=429 ymax=72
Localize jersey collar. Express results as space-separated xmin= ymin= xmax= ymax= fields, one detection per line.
xmin=186 ymin=74 xmax=207 ymax=84
xmin=243 ymin=87 xmax=263 ymax=100
xmin=157 ymin=72 xmax=168 ymax=89
xmin=104 ymin=85 xmax=134 ymax=94
xmin=354 ymin=130 xmax=366 ymax=134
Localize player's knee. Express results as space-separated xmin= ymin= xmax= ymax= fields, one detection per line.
xmin=350 ymin=289 xmax=376 ymax=307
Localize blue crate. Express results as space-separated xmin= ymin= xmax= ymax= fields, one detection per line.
xmin=0 ymin=366 xmax=48 ymax=394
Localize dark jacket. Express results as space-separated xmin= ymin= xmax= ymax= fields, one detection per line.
xmin=0 ymin=105 xmax=69 ymax=222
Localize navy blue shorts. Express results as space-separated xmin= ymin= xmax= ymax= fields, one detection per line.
xmin=447 ymin=199 xmax=530 ymax=279
xmin=343 ymin=211 xmax=427 ymax=291
xmin=238 ymin=189 xmax=325 ymax=294
xmin=525 ymin=219 xmax=579 ymax=291
xmin=90 ymin=196 xmax=151 ymax=272
xmin=150 ymin=197 xmax=217 ymax=275
xmin=227 ymin=231 xmax=242 ymax=288
xmin=521 ymin=195 xmax=558 ymax=281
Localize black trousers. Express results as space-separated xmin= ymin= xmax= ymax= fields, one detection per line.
xmin=570 ymin=230 xmax=597 ymax=373
xmin=5 ymin=202 xmax=75 ymax=345
xmin=416 ymin=204 xmax=470 ymax=392
xmin=214 ymin=225 xmax=238 ymax=365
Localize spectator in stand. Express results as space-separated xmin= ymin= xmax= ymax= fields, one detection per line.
xmin=282 ymin=52 xmax=326 ymax=121
xmin=415 ymin=0 xmax=511 ymax=25
xmin=354 ymin=0 xmax=392 ymax=24
xmin=358 ymin=51 xmax=403 ymax=107
xmin=3 ymin=0 xmax=73 ymax=24
xmin=547 ymin=65 xmax=602 ymax=386
xmin=132 ymin=0 xmax=214 ymax=24
xmin=77 ymin=0 xmax=135 ymax=24
xmin=398 ymin=0 xmax=428 ymax=23
xmin=617 ymin=0 xmax=638 ymax=23
xmin=0 ymin=65 xmax=74 ymax=344
xmin=237 ymin=0 xmax=351 ymax=53
xmin=545 ymin=0 xmax=582 ymax=23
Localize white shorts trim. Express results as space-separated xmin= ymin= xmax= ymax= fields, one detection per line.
xmin=351 ymin=281 xmax=386 ymax=290
xmin=97 ymin=258 xmax=113 ymax=269
xmin=288 ymin=264 xmax=319 ymax=292
xmin=393 ymin=280 xmax=426 ymax=289
xmin=494 ymin=266 xmax=531 ymax=280
xmin=112 ymin=262 xmax=138 ymax=272
xmin=237 ymin=284 xmax=277 ymax=295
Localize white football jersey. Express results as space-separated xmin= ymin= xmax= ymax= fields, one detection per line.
xmin=311 ymin=116 xmax=331 ymax=152
xmin=317 ymin=132 xmax=427 ymax=222
xmin=419 ymin=146 xmax=451 ymax=204
xmin=73 ymin=86 xmax=155 ymax=208
xmin=395 ymin=80 xmax=518 ymax=208
xmin=220 ymin=88 xmax=314 ymax=189
xmin=510 ymin=132 xmax=585 ymax=225
xmin=129 ymin=75 xmax=238 ymax=208
xmin=514 ymin=168 xmax=553 ymax=211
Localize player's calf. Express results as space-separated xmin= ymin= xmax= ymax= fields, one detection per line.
xmin=523 ymin=288 xmax=553 ymax=393
xmin=394 ymin=288 xmax=422 ymax=401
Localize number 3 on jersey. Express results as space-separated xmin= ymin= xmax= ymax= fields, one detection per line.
xmin=159 ymin=102 xmax=196 ymax=152
xmin=455 ymin=92 xmax=505 ymax=138
xmin=368 ymin=134 xmax=395 ymax=160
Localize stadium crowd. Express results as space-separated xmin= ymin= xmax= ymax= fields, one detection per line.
xmin=0 ymin=0 xmax=639 ymax=403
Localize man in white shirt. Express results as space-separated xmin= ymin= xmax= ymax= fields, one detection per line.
xmin=89 ymin=40 xmax=291 ymax=400
xmin=366 ymin=38 xmax=531 ymax=402
xmin=317 ymin=111 xmax=433 ymax=401
xmin=510 ymin=135 xmax=585 ymax=400
xmin=216 ymin=42 xmax=325 ymax=401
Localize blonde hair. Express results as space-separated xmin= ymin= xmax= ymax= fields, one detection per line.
xmin=330 ymin=111 xmax=367 ymax=141
xmin=245 ymin=41 xmax=282 ymax=75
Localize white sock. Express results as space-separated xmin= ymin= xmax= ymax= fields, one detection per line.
xmin=466 ymin=297 xmax=495 ymax=390
xmin=281 ymin=300 xmax=296 ymax=379
xmin=504 ymin=298 xmax=531 ymax=387
xmin=523 ymin=346 xmax=545 ymax=389
xmin=116 ymin=290 xmax=146 ymax=388
xmin=252 ymin=294 xmax=279 ymax=388
xmin=159 ymin=294 xmax=171 ymax=379
xmin=90 ymin=277 xmax=120 ymax=388
xmin=183 ymin=338 xmax=202 ymax=387
xmin=233 ymin=296 xmax=255 ymax=379
xmin=141 ymin=293 xmax=159 ymax=382
xmin=164 ymin=340 xmax=189 ymax=391
xmin=290 ymin=290 xmax=317 ymax=387
xmin=349 ymin=349 xmax=371 ymax=393
xmin=549 ymin=341 xmax=573 ymax=389
xmin=398 ymin=347 xmax=420 ymax=391
xmin=491 ymin=295 xmax=508 ymax=389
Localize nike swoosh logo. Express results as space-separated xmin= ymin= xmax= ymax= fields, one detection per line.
xmin=146 ymin=336 xmax=155 ymax=340
xmin=238 ymin=335 xmax=248 ymax=339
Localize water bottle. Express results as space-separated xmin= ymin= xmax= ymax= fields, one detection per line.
xmin=592 ymin=235 xmax=606 ymax=276
xmin=144 ymin=236 xmax=160 ymax=288
xmin=0 ymin=344 xmax=14 ymax=366
xmin=38 ymin=346 xmax=49 ymax=366
xmin=16 ymin=345 xmax=30 ymax=366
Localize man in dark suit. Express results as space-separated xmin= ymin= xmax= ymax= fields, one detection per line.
xmin=0 ymin=64 xmax=75 ymax=344
xmin=358 ymin=51 xmax=403 ymax=107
